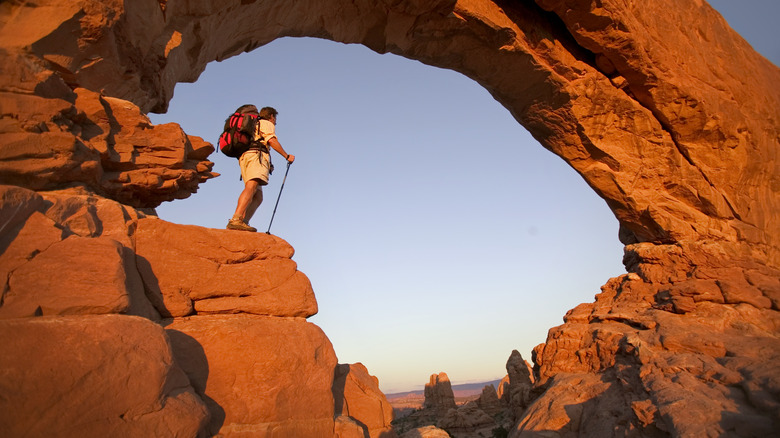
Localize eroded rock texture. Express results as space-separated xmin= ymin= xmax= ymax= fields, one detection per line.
xmin=1 ymin=0 xmax=778 ymax=437
xmin=0 ymin=184 xmax=349 ymax=436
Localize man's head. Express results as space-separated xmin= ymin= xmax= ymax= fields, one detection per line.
xmin=259 ymin=107 xmax=278 ymax=122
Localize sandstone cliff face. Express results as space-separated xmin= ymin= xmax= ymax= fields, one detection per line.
xmin=1 ymin=0 xmax=778 ymax=437
xmin=0 ymin=181 xmax=395 ymax=436
xmin=0 ymin=183 xmax=347 ymax=436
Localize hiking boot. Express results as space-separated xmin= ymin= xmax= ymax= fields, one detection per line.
xmin=226 ymin=219 xmax=257 ymax=232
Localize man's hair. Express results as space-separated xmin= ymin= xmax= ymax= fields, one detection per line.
xmin=235 ymin=104 xmax=258 ymax=115
xmin=259 ymin=107 xmax=278 ymax=120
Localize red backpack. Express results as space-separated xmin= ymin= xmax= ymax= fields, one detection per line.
xmin=218 ymin=105 xmax=259 ymax=158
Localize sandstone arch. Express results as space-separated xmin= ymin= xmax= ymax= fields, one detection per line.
xmin=1 ymin=0 xmax=778 ymax=436
xmin=3 ymin=0 xmax=778 ymax=261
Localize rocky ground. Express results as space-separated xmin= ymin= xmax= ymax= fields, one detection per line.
xmin=391 ymin=354 xmax=533 ymax=438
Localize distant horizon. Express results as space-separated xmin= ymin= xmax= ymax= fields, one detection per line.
xmin=384 ymin=376 xmax=505 ymax=396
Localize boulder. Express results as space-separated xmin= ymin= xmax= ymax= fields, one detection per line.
xmin=40 ymin=187 xmax=148 ymax=248
xmin=0 ymin=185 xmax=46 ymax=239
xmin=165 ymin=314 xmax=338 ymax=437
xmin=0 ymin=314 xmax=209 ymax=437
xmin=0 ymin=186 xmax=160 ymax=321
xmin=1 ymin=235 xmax=142 ymax=319
xmin=333 ymin=363 xmax=397 ymax=438
xmin=0 ymin=209 xmax=64 ymax=310
xmin=135 ymin=217 xmax=317 ymax=318
xmin=335 ymin=415 xmax=370 ymax=438
xmin=439 ymin=403 xmax=494 ymax=430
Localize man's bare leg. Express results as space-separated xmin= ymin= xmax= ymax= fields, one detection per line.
xmin=244 ymin=186 xmax=263 ymax=223
xmin=232 ymin=179 xmax=260 ymax=221
xmin=228 ymin=179 xmax=262 ymax=231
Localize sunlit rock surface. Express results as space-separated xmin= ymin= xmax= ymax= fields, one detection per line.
xmin=166 ymin=314 xmax=338 ymax=436
xmin=0 ymin=185 xmax=346 ymax=436
xmin=0 ymin=0 xmax=778 ymax=436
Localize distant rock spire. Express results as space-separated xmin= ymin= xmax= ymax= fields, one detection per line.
xmin=423 ymin=372 xmax=457 ymax=417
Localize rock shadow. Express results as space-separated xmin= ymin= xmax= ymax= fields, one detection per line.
xmin=135 ymin=254 xmax=191 ymax=318
xmin=332 ymin=365 xmax=371 ymax=438
xmin=164 ymin=326 xmax=225 ymax=436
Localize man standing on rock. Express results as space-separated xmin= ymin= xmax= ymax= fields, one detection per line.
xmin=227 ymin=106 xmax=295 ymax=232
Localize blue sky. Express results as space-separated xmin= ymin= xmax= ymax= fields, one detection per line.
xmin=149 ymin=2 xmax=778 ymax=393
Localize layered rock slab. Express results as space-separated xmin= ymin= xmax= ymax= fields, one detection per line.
xmin=0 ymin=71 xmax=216 ymax=208
xmin=135 ymin=217 xmax=318 ymax=318
xmin=0 ymin=185 xmax=159 ymax=321
xmin=0 ymin=314 xmax=209 ymax=437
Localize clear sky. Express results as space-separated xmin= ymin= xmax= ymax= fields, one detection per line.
xmin=149 ymin=2 xmax=778 ymax=393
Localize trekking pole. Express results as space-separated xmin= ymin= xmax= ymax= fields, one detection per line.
xmin=266 ymin=161 xmax=292 ymax=235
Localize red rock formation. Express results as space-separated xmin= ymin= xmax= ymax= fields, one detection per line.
xmin=424 ymin=372 xmax=458 ymax=418
xmin=0 ymin=76 xmax=216 ymax=207
xmin=333 ymin=363 xmax=397 ymax=438
xmin=476 ymin=384 xmax=502 ymax=417
xmin=4 ymin=0 xmax=777 ymax=262
xmin=525 ymin=243 xmax=780 ymax=437
xmin=439 ymin=402 xmax=494 ymax=431
xmin=166 ymin=314 xmax=338 ymax=436
xmin=1 ymin=0 xmax=778 ymax=436
xmin=0 ymin=314 xmax=209 ymax=437
xmin=135 ymin=217 xmax=317 ymax=318
xmin=499 ymin=350 xmax=536 ymax=422
xmin=0 ymin=183 xmax=346 ymax=436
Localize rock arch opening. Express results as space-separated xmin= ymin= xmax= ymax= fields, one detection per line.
xmin=149 ymin=36 xmax=625 ymax=391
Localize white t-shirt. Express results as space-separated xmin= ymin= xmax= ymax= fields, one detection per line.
xmin=254 ymin=119 xmax=276 ymax=148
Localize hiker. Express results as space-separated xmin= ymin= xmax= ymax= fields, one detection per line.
xmin=227 ymin=106 xmax=295 ymax=232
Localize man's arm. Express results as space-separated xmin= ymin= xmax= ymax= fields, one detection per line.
xmin=268 ymin=137 xmax=295 ymax=163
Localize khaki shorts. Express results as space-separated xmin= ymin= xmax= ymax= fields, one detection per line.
xmin=239 ymin=150 xmax=271 ymax=185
